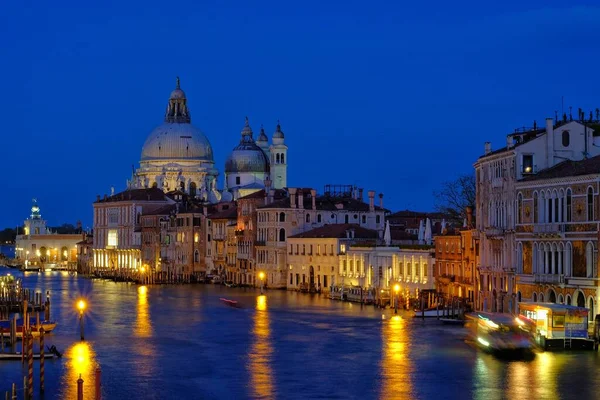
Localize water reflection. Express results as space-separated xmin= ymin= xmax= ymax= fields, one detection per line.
xmin=248 ymin=295 xmax=274 ymax=399
xmin=380 ymin=315 xmax=413 ymax=399
xmin=61 ymin=341 xmax=98 ymax=399
xmin=134 ymin=286 xmax=153 ymax=338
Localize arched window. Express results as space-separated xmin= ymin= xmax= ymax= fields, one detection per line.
xmin=517 ymin=193 xmax=523 ymax=224
xmin=587 ymin=187 xmax=594 ymax=221
xmin=276 ymin=153 xmax=280 ymax=163
xmin=566 ymin=189 xmax=572 ymax=222
xmin=281 ymin=154 xmax=285 ymax=164
xmin=361 ymin=215 xmax=366 ymax=224
xmin=61 ymin=246 xmax=69 ymax=261
xmin=194 ymin=250 xmax=199 ymax=263
xmin=590 ymin=298 xmax=595 ymax=320
xmin=306 ymin=214 xmax=310 ymax=223
xmin=279 ymin=228 xmax=286 ymax=242
xmin=189 ymin=182 xmax=197 ymax=197
xmin=562 ymin=131 xmax=570 ymax=147
xmin=533 ymin=293 xmax=537 ymax=302
xmin=565 ymin=242 xmax=572 ymax=277
xmin=517 ymin=243 xmax=523 ymax=273
xmin=586 ymin=242 xmax=594 ymax=277
xmin=152 ymin=182 xmax=158 ymax=188
xmin=539 ymin=293 xmax=544 ymax=302
xmin=566 ymin=294 xmax=572 ymax=305
xmin=279 ymin=212 xmax=285 ymax=222
xmin=317 ymin=214 xmax=322 ymax=223
xmin=533 ymin=192 xmax=538 ymax=223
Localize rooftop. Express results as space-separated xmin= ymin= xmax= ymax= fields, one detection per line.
xmin=95 ymin=188 xmax=168 ymax=203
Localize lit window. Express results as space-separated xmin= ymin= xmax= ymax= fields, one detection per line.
xmin=107 ymin=230 xmax=118 ymax=247
xmin=194 ymin=233 xmax=199 ymax=243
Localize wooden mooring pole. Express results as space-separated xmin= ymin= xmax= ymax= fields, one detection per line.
xmin=77 ymin=374 xmax=84 ymax=400
xmin=40 ymin=327 xmax=45 ymax=394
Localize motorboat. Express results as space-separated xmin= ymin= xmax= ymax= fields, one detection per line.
xmin=0 ymin=319 xmax=57 ymax=339
xmin=465 ymin=312 xmax=535 ymax=355
xmin=412 ymin=305 xmax=461 ymax=319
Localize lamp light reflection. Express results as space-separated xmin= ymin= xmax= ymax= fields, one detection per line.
xmin=380 ymin=314 xmax=412 ymax=399
xmin=248 ymin=295 xmax=274 ymax=398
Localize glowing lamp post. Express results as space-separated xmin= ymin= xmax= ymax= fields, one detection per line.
xmin=77 ymin=300 xmax=86 ymax=340
xmin=393 ymin=284 xmax=400 ymax=314
xmin=258 ymin=272 xmax=265 ymax=294
xmin=140 ymin=266 xmax=146 ymax=285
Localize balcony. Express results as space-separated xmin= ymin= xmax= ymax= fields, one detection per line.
xmin=484 ymin=227 xmax=505 ymax=238
xmin=533 ymin=223 xmax=565 ymax=236
xmin=534 ymin=274 xmax=564 ymax=284
xmin=491 ymin=178 xmax=503 ymax=188
xmin=254 ymin=241 xmax=266 ymax=246
xmin=235 ymin=230 xmax=245 ymax=237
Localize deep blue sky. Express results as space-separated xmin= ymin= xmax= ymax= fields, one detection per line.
xmin=2 ymin=1 xmax=600 ymax=229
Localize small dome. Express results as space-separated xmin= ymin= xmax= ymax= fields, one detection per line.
xmin=221 ymin=191 xmax=234 ymax=202
xmin=170 ymin=88 xmax=186 ymax=99
xmin=273 ymin=121 xmax=284 ymax=139
xmin=225 ymin=117 xmax=269 ymax=173
xmin=257 ymin=125 xmax=268 ymax=142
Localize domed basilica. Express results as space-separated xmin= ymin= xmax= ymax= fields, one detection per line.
xmin=129 ymin=78 xmax=288 ymax=201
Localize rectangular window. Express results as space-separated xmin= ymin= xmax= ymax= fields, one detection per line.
xmin=290 ymin=273 xmax=293 ymax=285
xmin=317 ymin=244 xmax=321 ymax=255
xmin=522 ymin=155 xmax=533 ymax=174
xmin=108 ymin=230 xmax=118 ymax=247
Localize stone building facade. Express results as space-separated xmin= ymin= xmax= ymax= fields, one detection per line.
xmin=515 ymin=155 xmax=600 ymax=318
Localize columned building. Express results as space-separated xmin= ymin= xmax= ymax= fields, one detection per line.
xmin=475 ymin=117 xmax=600 ymax=313
xmin=515 ymin=155 xmax=600 ymax=319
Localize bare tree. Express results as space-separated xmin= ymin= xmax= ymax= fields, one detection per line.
xmin=434 ymin=174 xmax=476 ymax=224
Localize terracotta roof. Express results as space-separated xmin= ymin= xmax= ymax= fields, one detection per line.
xmin=95 ymin=188 xmax=168 ymax=203
xmin=289 ymin=224 xmax=379 ymax=239
xmin=238 ymin=189 xmax=287 ymax=201
xmin=143 ymin=204 xmax=177 ymax=216
xmin=520 ymin=155 xmax=600 ymax=182
xmin=208 ymin=206 xmax=238 ymax=220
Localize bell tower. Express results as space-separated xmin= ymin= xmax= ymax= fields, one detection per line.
xmin=269 ymin=121 xmax=288 ymax=189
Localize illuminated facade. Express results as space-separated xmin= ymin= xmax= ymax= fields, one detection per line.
xmin=92 ymin=188 xmax=172 ymax=274
xmin=286 ymin=224 xmax=378 ymax=291
xmin=475 ymin=117 xmax=600 ymax=313
xmin=515 ymin=155 xmax=600 ymax=318
xmin=256 ymin=186 xmax=387 ymax=288
xmin=15 ymin=199 xmax=82 ymax=269
xmin=207 ymin=204 xmax=238 ymax=281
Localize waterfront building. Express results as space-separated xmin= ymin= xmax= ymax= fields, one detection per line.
xmin=225 ymin=118 xmax=288 ymax=199
xmin=515 ymin=155 xmax=600 ymax=318
xmin=256 ymin=185 xmax=387 ymax=288
xmin=286 ymin=224 xmax=378 ymax=291
xmin=206 ymin=203 xmax=237 ymax=280
xmin=140 ymin=203 xmax=175 ymax=280
xmin=475 ymin=117 xmax=600 ymax=312
xmin=15 ymin=200 xmax=82 ymax=270
xmin=93 ymin=188 xmax=172 ymax=275
xmin=346 ymin=245 xmax=435 ymax=298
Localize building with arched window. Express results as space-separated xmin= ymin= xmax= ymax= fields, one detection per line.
xmin=514 ymin=154 xmax=600 ymax=320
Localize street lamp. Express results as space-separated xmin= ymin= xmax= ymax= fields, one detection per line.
xmin=258 ymin=272 xmax=265 ymax=294
xmin=393 ymin=284 xmax=400 ymax=314
xmin=140 ymin=266 xmax=146 ymax=284
xmin=77 ymin=299 xmax=86 ymax=340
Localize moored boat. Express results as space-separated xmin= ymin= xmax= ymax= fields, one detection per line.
xmin=219 ymin=298 xmax=241 ymax=308
xmin=0 ymin=319 xmax=57 ymax=339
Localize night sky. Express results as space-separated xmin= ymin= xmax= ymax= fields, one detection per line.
xmin=2 ymin=1 xmax=600 ymax=229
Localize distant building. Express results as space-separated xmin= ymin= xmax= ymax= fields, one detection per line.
xmin=286 ymin=224 xmax=379 ymax=291
xmin=15 ymin=199 xmax=82 ymax=270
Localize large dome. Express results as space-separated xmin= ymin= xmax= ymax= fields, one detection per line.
xmin=225 ymin=118 xmax=269 ymax=173
xmin=140 ymin=78 xmax=214 ymax=162
xmin=141 ymin=123 xmax=214 ymax=161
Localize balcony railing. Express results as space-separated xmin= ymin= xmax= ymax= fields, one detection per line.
xmin=533 ymin=224 xmax=565 ymax=234
xmin=235 ymin=230 xmax=245 ymax=237
xmin=484 ymin=227 xmax=505 ymax=237
xmin=534 ymin=274 xmax=564 ymax=284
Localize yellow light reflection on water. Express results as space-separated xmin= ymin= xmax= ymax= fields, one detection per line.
xmin=134 ymin=285 xmax=152 ymax=338
xmin=61 ymin=341 xmax=98 ymax=399
xmin=248 ymin=295 xmax=274 ymax=398
xmin=380 ymin=315 xmax=413 ymax=399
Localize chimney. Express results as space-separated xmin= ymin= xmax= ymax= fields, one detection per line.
xmin=289 ymin=188 xmax=297 ymax=208
xmin=268 ymin=189 xmax=275 ymax=204
xmin=506 ymin=136 xmax=514 ymax=149
xmin=466 ymin=206 xmax=473 ymax=227
xmin=378 ymin=193 xmax=383 ymax=209
xmin=203 ymin=205 xmax=208 ymax=216
xmin=96 ymin=195 xmax=100 ymax=202
xmin=546 ymin=117 xmax=554 ymax=166
xmin=311 ymin=189 xmax=316 ymax=210
xmin=358 ymin=188 xmax=364 ymax=202
xmin=484 ymin=142 xmax=491 ymax=155
xmin=298 ymin=189 xmax=304 ymax=209
xmin=368 ymin=191 xmax=375 ymax=212
xmin=103 ymin=194 xmax=108 ymax=200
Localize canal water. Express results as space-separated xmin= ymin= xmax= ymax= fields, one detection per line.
xmin=0 ymin=269 xmax=599 ymax=399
